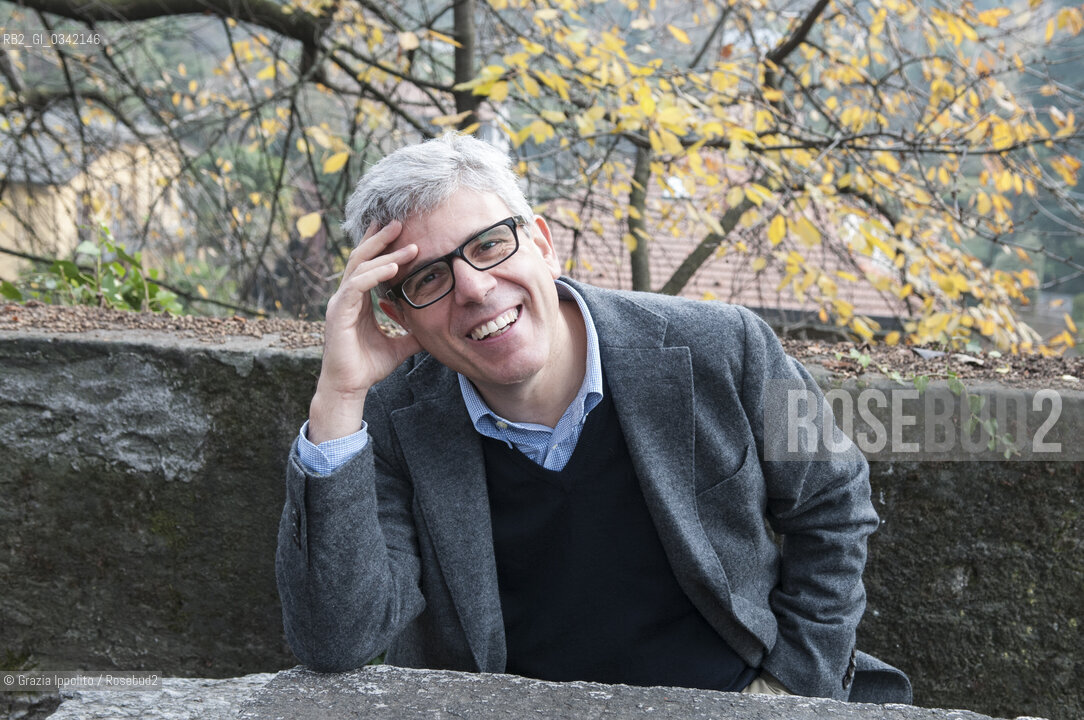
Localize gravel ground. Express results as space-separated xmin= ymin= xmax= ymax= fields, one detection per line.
xmin=0 ymin=300 xmax=325 ymax=349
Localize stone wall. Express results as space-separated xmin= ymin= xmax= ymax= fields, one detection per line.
xmin=0 ymin=326 xmax=1079 ymax=720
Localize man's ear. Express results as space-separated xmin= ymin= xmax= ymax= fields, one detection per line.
xmin=378 ymin=297 xmax=407 ymax=330
xmin=528 ymin=216 xmax=563 ymax=279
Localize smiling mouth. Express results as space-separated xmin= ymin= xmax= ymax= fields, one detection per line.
xmin=469 ymin=307 xmax=520 ymax=341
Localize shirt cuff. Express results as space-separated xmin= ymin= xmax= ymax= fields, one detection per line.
xmin=297 ymin=420 xmax=369 ymax=475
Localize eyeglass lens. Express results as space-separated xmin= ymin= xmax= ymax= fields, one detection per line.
xmin=401 ymin=221 xmax=518 ymax=306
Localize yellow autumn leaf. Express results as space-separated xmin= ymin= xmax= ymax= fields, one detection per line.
xmin=878 ymin=153 xmax=900 ymax=173
xmin=296 ymin=212 xmax=322 ymax=238
xmin=657 ymin=106 xmax=686 ymax=127
xmin=745 ymin=184 xmax=773 ymax=206
xmin=726 ymin=186 xmax=745 ymax=208
xmin=431 ymin=109 xmax=474 ymax=127
xmin=852 ymin=317 xmax=875 ymax=341
xmin=752 ymin=257 xmax=767 ymax=272
xmin=197 ymin=284 xmax=209 ymax=299
xmin=1067 ymin=313 xmax=1079 ymax=334
xmin=527 ymin=119 xmax=555 ymax=144
xmin=768 ymin=215 xmax=786 ymax=245
xmin=520 ymin=74 xmax=541 ymax=97
xmin=728 ymin=139 xmax=748 ymax=161
xmin=977 ymin=8 xmax=1011 ymax=27
xmin=488 ymin=81 xmax=510 ymax=102
xmin=884 ymin=331 xmax=901 ymax=346
xmin=667 ymin=24 xmax=690 ymax=44
xmin=427 ymin=29 xmax=461 ymax=47
xmin=308 ymin=126 xmax=333 ymax=149
xmin=257 ymin=64 xmax=276 ymax=81
xmin=658 ymin=128 xmax=684 ymax=155
xmin=519 ymin=38 xmax=544 ymax=55
xmin=398 ymin=31 xmax=420 ymax=50
xmin=622 ymin=233 xmax=638 ymax=252
xmin=793 ymin=217 xmax=820 ymax=246
xmin=322 ymin=151 xmax=350 ymax=174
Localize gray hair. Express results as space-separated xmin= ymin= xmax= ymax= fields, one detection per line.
xmin=342 ymin=132 xmax=533 ymax=245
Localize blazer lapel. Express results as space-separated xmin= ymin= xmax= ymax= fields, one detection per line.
xmin=390 ymin=358 xmax=505 ymax=672
xmin=581 ymin=283 xmax=738 ymax=619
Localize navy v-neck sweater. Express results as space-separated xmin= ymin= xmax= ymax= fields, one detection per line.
xmin=482 ymin=387 xmax=755 ymax=691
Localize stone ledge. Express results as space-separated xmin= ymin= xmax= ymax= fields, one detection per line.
xmin=44 ymin=673 xmax=275 ymax=720
xmin=43 ymin=666 xmax=1048 ymax=720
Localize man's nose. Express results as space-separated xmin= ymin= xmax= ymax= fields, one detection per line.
xmin=451 ymin=258 xmax=497 ymax=304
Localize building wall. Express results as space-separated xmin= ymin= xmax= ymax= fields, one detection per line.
xmin=0 ymin=142 xmax=184 ymax=281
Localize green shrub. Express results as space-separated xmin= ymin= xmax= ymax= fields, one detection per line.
xmin=1 ymin=224 xmax=181 ymax=314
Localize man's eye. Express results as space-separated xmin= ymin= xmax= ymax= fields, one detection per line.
xmin=408 ymin=264 xmax=448 ymax=291
xmin=472 ymin=234 xmax=511 ymax=257
xmin=416 ymin=270 xmax=442 ymax=286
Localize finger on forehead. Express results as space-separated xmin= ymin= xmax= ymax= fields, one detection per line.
xmin=339 ymin=243 xmax=417 ymax=293
xmin=343 ymin=221 xmax=405 ymax=276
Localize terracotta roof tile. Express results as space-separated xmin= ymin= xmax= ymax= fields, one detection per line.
xmin=544 ymin=191 xmax=910 ymax=325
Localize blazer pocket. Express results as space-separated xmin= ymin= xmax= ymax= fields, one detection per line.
xmin=695 ymin=445 xmax=775 ymax=588
xmin=696 ymin=443 xmax=755 ymax=496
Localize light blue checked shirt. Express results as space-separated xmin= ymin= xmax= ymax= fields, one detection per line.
xmin=298 ymin=280 xmax=603 ymax=474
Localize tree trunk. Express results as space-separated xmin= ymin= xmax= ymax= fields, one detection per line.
xmin=628 ymin=145 xmax=652 ymax=291
xmin=453 ymin=0 xmax=480 ymax=131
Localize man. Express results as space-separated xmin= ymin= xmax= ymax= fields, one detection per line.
xmin=276 ymin=133 xmax=909 ymax=702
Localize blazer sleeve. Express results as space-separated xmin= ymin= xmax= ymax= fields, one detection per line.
xmin=736 ymin=307 xmax=879 ymax=700
xmin=275 ymin=386 xmax=425 ymax=671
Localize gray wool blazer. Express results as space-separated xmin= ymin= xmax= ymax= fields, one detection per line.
xmin=276 ymin=280 xmax=909 ymax=702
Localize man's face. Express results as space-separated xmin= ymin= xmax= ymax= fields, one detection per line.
xmin=380 ymin=189 xmax=566 ymax=397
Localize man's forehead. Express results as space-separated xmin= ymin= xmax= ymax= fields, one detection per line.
xmin=395 ymin=191 xmax=513 ymax=253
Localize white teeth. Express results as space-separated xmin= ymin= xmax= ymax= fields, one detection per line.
xmin=470 ymin=308 xmax=519 ymax=340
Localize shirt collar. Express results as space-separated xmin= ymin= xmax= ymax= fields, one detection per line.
xmin=458 ymin=279 xmax=603 ymax=431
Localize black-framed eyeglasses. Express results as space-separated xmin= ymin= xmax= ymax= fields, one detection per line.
xmin=385 ymin=215 xmax=529 ymax=309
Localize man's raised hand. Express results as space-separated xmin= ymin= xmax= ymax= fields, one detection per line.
xmin=308 ymin=221 xmax=422 ymax=444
